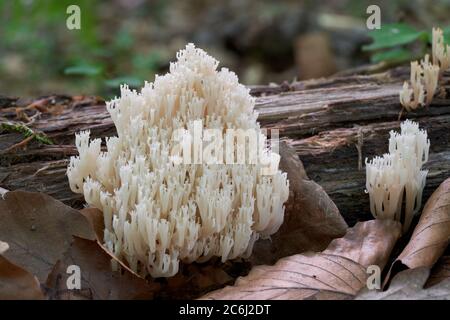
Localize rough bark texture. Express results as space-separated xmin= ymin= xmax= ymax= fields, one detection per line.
xmin=1 ymin=67 xmax=449 ymax=225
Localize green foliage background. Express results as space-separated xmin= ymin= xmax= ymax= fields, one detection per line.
xmin=0 ymin=0 xmax=165 ymax=97
xmin=365 ymin=23 xmax=450 ymax=64
xmin=2 ymin=0 xmax=450 ymax=97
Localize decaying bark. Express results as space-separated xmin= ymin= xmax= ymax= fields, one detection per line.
xmin=1 ymin=67 xmax=449 ymax=225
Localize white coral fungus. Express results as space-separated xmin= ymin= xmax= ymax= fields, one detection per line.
xmin=399 ymin=56 xmax=439 ymax=111
xmin=365 ymin=120 xmax=429 ymax=233
xmin=67 ymin=44 xmax=289 ymax=277
xmin=432 ymin=27 xmax=450 ymax=74
xmin=399 ymin=27 xmax=449 ymax=111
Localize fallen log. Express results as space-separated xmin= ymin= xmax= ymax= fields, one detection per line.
xmin=1 ymin=67 xmax=449 ymax=225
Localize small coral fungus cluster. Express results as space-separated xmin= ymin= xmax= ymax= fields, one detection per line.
xmin=67 ymin=44 xmax=289 ymax=277
xmin=365 ymin=120 xmax=430 ymax=233
xmin=400 ymin=28 xmax=449 ymax=111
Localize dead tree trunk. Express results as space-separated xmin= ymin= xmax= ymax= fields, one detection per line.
xmin=1 ymin=67 xmax=449 ymax=225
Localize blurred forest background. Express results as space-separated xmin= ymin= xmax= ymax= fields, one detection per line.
xmin=1 ymin=0 xmax=450 ymax=98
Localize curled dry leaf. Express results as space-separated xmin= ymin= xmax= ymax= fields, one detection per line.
xmin=356 ymin=267 xmax=450 ymax=300
xmin=201 ymin=220 xmax=401 ymax=300
xmin=45 ymin=237 xmax=158 ymax=300
xmin=0 ymin=191 xmax=95 ymax=282
xmin=0 ymin=255 xmax=44 ymax=300
xmin=251 ymin=142 xmax=348 ymax=265
xmin=387 ymin=177 xmax=450 ymax=284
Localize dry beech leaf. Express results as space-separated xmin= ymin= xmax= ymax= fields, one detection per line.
xmin=0 ymin=191 xmax=95 ymax=282
xmin=201 ymin=220 xmax=401 ymax=300
xmin=251 ymin=142 xmax=348 ymax=265
xmin=45 ymin=237 xmax=158 ymax=300
xmin=426 ymin=256 xmax=450 ymax=288
xmin=356 ymin=267 xmax=450 ymax=300
xmin=387 ymin=178 xmax=450 ymax=284
xmin=0 ymin=255 xmax=44 ymax=300
xmin=323 ymin=219 xmax=402 ymax=269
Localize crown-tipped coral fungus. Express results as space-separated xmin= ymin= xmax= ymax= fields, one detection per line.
xmin=366 ymin=120 xmax=429 ymax=233
xmin=67 ymin=44 xmax=289 ymax=277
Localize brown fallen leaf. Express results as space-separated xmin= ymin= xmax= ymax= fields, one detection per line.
xmin=386 ymin=178 xmax=450 ymax=284
xmin=45 ymin=237 xmax=158 ymax=300
xmin=426 ymin=256 xmax=450 ymax=288
xmin=251 ymin=142 xmax=348 ymax=265
xmin=356 ymin=267 xmax=450 ymax=300
xmin=201 ymin=220 xmax=401 ymax=300
xmin=323 ymin=219 xmax=402 ymax=269
xmin=0 ymin=191 xmax=95 ymax=282
xmin=0 ymin=255 xmax=44 ymax=300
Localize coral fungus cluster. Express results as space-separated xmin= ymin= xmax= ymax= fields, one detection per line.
xmin=67 ymin=44 xmax=289 ymax=277
xmin=365 ymin=120 xmax=430 ymax=233
xmin=400 ymin=27 xmax=449 ymax=111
